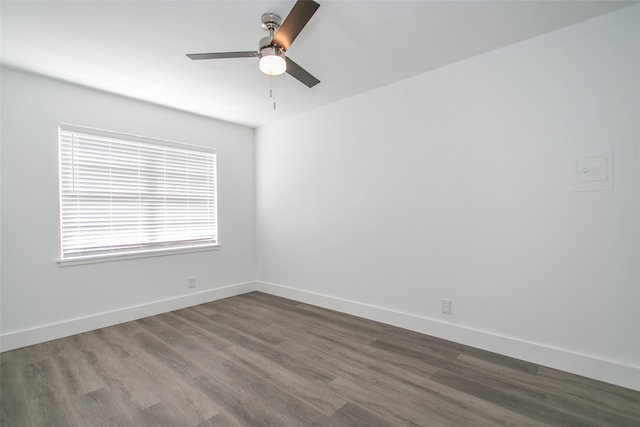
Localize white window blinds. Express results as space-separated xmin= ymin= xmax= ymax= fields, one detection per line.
xmin=58 ymin=125 xmax=218 ymax=261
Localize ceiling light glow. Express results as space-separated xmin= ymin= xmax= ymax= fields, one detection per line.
xmin=259 ymin=46 xmax=286 ymax=76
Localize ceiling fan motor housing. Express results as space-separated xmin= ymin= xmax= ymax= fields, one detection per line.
xmin=259 ymin=36 xmax=283 ymax=53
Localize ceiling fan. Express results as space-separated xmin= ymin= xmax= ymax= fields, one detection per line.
xmin=187 ymin=0 xmax=321 ymax=88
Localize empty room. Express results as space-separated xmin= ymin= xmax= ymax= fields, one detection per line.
xmin=1 ymin=0 xmax=639 ymax=425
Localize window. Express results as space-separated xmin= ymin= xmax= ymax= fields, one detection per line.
xmin=58 ymin=124 xmax=218 ymax=262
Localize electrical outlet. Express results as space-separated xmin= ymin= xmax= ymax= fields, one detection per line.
xmin=188 ymin=277 xmax=196 ymax=288
xmin=441 ymin=298 xmax=452 ymax=315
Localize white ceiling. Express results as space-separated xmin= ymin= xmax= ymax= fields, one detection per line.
xmin=1 ymin=0 xmax=635 ymax=128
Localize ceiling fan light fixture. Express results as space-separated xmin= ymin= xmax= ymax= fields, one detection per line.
xmin=187 ymin=0 xmax=320 ymax=87
xmin=259 ymin=46 xmax=287 ymax=76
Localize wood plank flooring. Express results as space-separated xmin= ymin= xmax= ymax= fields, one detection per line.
xmin=2 ymin=291 xmax=639 ymax=426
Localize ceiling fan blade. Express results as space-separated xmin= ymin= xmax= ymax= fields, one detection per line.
xmin=273 ymin=0 xmax=320 ymax=51
xmin=285 ymin=57 xmax=320 ymax=88
xmin=187 ymin=51 xmax=258 ymax=60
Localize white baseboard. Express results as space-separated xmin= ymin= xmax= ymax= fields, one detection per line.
xmin=0 ymin=281 xmax=258 ymax=352
xmin=3 ymin=279 xmax=638 ymax=391
xmin=256 ymin=281 xmax=640 ymax=392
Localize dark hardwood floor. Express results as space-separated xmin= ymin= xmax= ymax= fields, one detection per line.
xmin=1 ymin=291 xmax=639 ymax=426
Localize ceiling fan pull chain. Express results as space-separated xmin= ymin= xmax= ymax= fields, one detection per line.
xmin=269 ymin=75 xmax=277 ymax=110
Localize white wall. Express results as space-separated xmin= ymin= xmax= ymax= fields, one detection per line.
xmin=0 ymin=67 xmax=256 ymax=348
xmin=256 ymin=6 xmax=640 ymax=389
xmin=1 ymin=5 xmax=638 ymax=391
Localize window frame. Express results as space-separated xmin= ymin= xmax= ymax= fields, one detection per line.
xmin=57 ymin=124 xmax=219 ymax=266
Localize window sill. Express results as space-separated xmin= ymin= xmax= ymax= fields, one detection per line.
xmin=57 ymin=244 xmax=220 ymax=267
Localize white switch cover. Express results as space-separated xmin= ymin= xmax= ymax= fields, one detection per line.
xmin=571 ymin=145 xmax=612 ymax=191
xmin=577 ymin=157 xmax=608 ymax=182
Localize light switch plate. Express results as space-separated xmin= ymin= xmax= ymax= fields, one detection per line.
xmin=571 ymin=145 xmax=613 ymax=191
xmin=577 ymin=156 xmax=608 ymax=182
